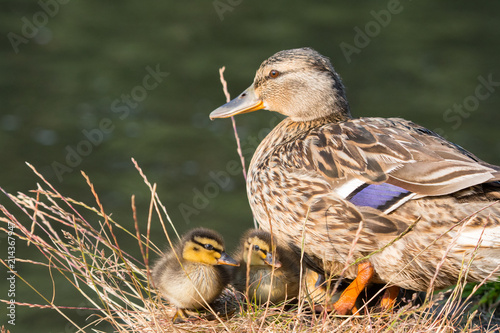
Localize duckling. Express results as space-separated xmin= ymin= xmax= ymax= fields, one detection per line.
xmin=232 ymin=229 xmax=301 ymax=304
xmin=210 ymin=47 xmax=500 ymax=315
xmin=152 ymin=228 xmax=239 ymax=322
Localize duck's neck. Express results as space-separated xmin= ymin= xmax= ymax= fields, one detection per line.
xmin=284 ymin=112 xmax=350 ymax=137
xmin=305 ymin=111 xmax=351 ymax=126
xmin=288 ymin=98 xmax=352 ymax=123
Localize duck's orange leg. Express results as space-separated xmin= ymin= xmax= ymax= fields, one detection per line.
xmin=380 ymin=286 xmax=399 ymax=310
xmin=332 ymin=261 xmax=374 ymax=315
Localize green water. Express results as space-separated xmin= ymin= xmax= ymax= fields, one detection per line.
xmin=1 ymin=1 xmax=500 ymax=331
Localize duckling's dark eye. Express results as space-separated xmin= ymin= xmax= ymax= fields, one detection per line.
xmin=269 ymin=70 xmax=279 ymax=78
xmin=204 ymin=244 xmax=214 ymax=251
xmin=253 ymin=245 xmax=260 ymax=251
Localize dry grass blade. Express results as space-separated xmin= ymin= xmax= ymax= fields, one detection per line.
xmin=219 ymin=66 xmax=247 ymax=181
xmin=218 ymin=67 xmax=258 ymax=230
xmin=0 ymin=166 xmax=161 ymax=332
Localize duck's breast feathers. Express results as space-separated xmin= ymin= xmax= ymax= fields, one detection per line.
xmin=296 ymin=117 xmax=500 ymax=201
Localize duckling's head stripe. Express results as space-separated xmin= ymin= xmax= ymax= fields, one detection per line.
xmin=183 ymin=227 xmax=225 ymax=249
xmin=192 ymin=237 xmax=223 ymax=253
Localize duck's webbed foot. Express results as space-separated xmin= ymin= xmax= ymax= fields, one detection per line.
xmin=314 ymin=261 xmax=373 ymax=315
xmin=172 ymin=308 xmax=196 ymax=323
xmin=380 ymin=285 xmax=400 ymax=311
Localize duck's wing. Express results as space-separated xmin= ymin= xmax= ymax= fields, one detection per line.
xmin=281 ymin=117 xmax=500 ymax=269
xmin=302 ymin=117 xmax=500 ymax=212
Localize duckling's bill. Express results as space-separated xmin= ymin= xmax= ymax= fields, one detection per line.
xmin=217 ymin=252 xmax=239 ymax=266
xmin=264 ymin=252 xmax=281 ymax=268
xmin=210 ymin=85 xmax=264 ymax=119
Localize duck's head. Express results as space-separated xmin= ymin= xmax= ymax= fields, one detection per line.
xmin=181 ymin=228 xmax=239 ymax=266
xmin=241 ymin=229 xmax=281 ymax=268
xmin=210 ymin=47 xmax=351 ymax=122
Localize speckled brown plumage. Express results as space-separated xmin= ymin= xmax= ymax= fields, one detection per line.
xmin=210 ymin=48 xmax=500 ymax=301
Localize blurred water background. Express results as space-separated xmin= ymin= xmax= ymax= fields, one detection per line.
xmin=1 ymin=1 xmax=500 ymax=331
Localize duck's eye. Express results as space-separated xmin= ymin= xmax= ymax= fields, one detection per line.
xmin=269 ymin=70 xmax=280 ymax=78
xmin=204 ymin=244 xmax=214 ymax=251
xmin=253 ymin=245 xmax=260 ymax=251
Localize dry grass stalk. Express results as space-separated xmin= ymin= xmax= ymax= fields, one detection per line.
xmin=218 ymin=66 xmax=247 ymax=181
xmin=218 ymin=66 xmax=259 ymax=230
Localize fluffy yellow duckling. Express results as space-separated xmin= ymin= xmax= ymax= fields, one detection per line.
xmin=152 ymin=228 xmax=239 ymax=321
xmin=232 ymin=229 xmax=301 ymax=304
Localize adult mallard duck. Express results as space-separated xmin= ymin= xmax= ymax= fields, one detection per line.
xmin=210 ymin=47 xmax=500 ymax=315
xmin=152 ymin=228 xmax=239 ymax=321
xmin=232 ymin=229 xmax=301 ymax=304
